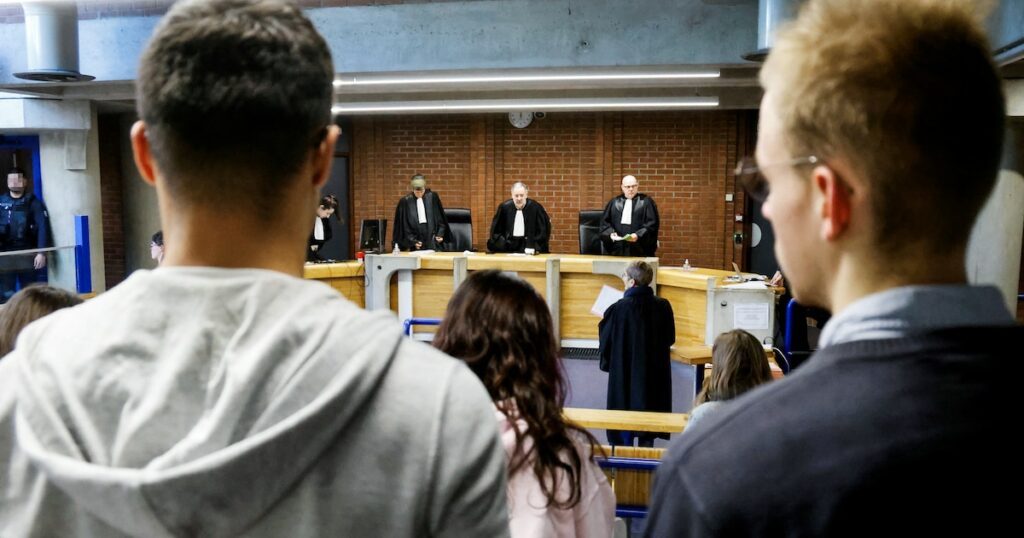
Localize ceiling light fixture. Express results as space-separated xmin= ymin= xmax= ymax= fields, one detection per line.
xmin=333 ymin=70 xmax=721 ymax=87
xmin=332 ymin=97 xmax=719 ymax=114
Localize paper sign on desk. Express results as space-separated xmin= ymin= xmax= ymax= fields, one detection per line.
xmin=734 ymin=302 xmax=770 ymax=330
xmin=591 ymin=285 xmax=624 ymax=317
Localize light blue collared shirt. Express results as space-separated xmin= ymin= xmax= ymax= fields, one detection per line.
xmin=818 ymin=285 xmax=1015 ymax=348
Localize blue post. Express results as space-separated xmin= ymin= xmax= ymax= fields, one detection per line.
xmin=74 ymin=215 xmax=92 ymax=293
xmin=784 ymin=298 xmax=798 ymax=354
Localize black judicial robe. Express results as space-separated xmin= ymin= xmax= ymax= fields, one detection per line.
xmin=486 ymin=199 xmax=551 ymax=253
xmin=599 ymin=193 xmax=660 ymax=257
xmin=307 ymin=216 xmax=332 ymax=261
xmin=392 ymin=190 xmax=449 ymax=251
xmin=599 ymin=285 xmax=675 ymax=441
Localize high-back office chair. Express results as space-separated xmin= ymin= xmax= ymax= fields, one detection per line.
xmin=782 ymin=298 xmax=831 ymax=370
xmin=443 ymin=208 xmax=473 ymax=252
xmin=579 ymin=210 xmax=605 ymax=255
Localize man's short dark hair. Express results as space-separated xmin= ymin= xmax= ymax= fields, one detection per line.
xmin=136 ymin=0 xmax=334 ymax=216
xmin=151 ymin=230 xmax=164 ymax=247
xmin=7 ymin=168 xmax=25 ymax=177
xmin=626 ymin=261 xmax=654 ymax=287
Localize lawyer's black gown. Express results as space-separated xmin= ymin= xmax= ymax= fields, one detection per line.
xmin=599 ymin=285 xmax=675 ymax=445
xmin=392 ymin=190 xmax=449 ymax=251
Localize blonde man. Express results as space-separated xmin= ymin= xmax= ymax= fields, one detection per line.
xmin=646 ymin=0 xmax=1020 ymax=535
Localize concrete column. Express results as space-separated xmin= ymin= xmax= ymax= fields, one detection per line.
xmin=40 ymin=104 xmax=104 ymax=292
xmin=967 ymin=121 xmax=1024 ymax=313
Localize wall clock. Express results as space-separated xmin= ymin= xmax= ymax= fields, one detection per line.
xmin=508 ymin=111 xmax=534 ymax=128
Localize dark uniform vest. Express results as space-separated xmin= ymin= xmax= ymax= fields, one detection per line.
xmin=0 ymin=193 xmax=42 ymax=249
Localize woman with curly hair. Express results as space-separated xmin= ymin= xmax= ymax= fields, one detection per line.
xmin=434 ymin=270 xmax=614 ymax=537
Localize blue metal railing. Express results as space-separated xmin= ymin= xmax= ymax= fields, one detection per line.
xmin=596 ymin=456 xmax=662 ymax=518
xmin=403 ymin=317 xmax=441 ymax=337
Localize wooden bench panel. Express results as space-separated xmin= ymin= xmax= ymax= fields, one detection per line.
xmin=612 ymin=446 xmax=665 ymax=507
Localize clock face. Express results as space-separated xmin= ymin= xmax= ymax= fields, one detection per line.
xmin=508 ymin=111 xmax=533 ymax=128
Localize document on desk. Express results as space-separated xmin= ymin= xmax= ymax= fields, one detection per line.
xmin=591 ymin=285 xmax=624 ymax=317
xmin=734 ymin=302 xmax=770 ymax=330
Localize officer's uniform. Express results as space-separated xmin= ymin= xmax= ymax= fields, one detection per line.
xmin=0 ymin=192 xmax=51 ymax=301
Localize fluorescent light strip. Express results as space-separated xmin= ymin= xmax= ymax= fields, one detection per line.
xmin=333 ymin=71 xmax=720 ymax=87
xmin=332 ymin=98 xmax=719 ymax=114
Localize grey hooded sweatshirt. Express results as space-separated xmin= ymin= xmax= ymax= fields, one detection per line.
xmin=0 ymin=267 xmax=509 ymax=537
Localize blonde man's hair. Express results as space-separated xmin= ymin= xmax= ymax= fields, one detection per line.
xmin=761 ymin=0 xmax=1004 ymax=256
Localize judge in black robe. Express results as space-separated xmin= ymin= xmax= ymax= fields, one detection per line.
xmin=599 ymin=260 xmax=675 ymax=446
xmin=600 ymin=175 xmax=660 ymax=257
xmin=486 ymin=183 xmax=551 ymax=253
xmin=392 ymin=175 xmax=449 ymax=251
xmin=307 ymin=194 xmax=338 ymax=262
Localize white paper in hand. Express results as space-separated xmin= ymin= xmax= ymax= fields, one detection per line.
xmin=591 ymin=285 xmax=625 ymax=317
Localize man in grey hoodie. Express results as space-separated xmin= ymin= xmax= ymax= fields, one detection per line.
xmin=0 ymin=1 xmax=509 ymax=536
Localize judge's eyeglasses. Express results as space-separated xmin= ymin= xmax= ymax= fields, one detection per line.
xmin=734 ymin=155 xmax=821 ymax=202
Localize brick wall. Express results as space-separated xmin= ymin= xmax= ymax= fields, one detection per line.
xmin=351 ymin=110 xmax=757 ymax=269
xmin=97 ymin=114 xmax=126 ymax=288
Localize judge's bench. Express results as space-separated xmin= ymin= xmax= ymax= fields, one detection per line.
xmin=303 ymin=253 xmax=780 ymax=367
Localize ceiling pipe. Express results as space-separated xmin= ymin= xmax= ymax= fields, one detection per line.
xmin=14 ymin=1 xmax=94 ymax=82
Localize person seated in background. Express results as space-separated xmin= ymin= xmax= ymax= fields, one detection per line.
xmin=0 ymin=284 xmax=83 ymax=357
xmin=392 ymin=174 xmax=449 ymax=251
xmin=307 ymin=193 xmax=339 ymax=261
xmin=150 ymin=230 xmax=165 ymax=265
xmin=599 ymin=260 xmax=675 ymax=447
xmin=0 ymin=1 xmax=508 ymax=535
xmin=435 ymin=270 xmax=616 ymax=538
xmin=686 ymin=329 xmax=773 ymax=432
xmin=487 ymin=182 xmax=551 ymax=254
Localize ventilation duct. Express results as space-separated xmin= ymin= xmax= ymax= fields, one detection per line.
xmin=743 ymin=0 xmax=801 ymax=62
xmin=14 ymin=1 xmax=94 ymax=82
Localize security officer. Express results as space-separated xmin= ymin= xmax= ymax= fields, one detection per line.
xmin=0 ymin=168 xmax=51 ymax=302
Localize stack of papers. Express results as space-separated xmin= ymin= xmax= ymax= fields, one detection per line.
xmin=590 ymin=285 xmax=624 ymax=316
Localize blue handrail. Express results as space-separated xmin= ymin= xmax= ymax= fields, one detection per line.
xmin=596 ymin=456 xmax=662 ymax=519
xmin=403 ymin=317 xmax=441 ymax=337
xmin=784 ymin=298 xmax=799 ymax=354
xmin=597 ymin=456 xmax=661 ymax=472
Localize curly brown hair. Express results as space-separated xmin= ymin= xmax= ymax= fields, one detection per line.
xmin=434 ymin=270 xmax=602 ymax=509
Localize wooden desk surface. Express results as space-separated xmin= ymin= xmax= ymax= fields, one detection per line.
xmin=671 ymin=343 xmax=777 ymax=366
xmin=302 ymin=261 xmax=365 ymax=279
xmin=564 ymin=407 xmax=688 ymax=433
xmin=671 ymin=343 xmax=713 ymax=365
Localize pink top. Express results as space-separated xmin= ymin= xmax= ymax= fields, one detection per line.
xmin=495 ymin=403 xmax=616 ymax=538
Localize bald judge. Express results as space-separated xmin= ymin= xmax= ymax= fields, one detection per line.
xmin=600 ymin=175 xmax=660 ymax=257
xmin=487 ymin=182 xmax=551 ymax=254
